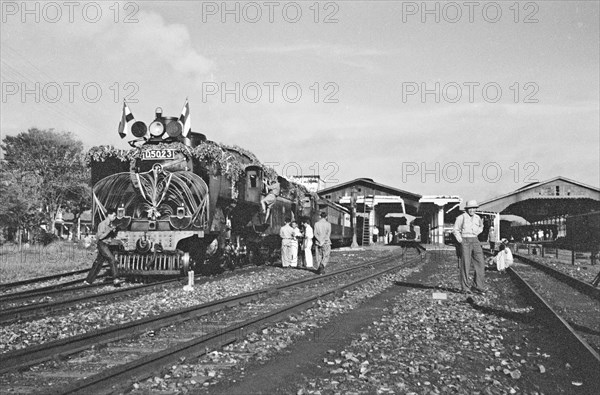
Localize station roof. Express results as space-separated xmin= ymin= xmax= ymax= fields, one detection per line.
xmin=318 ymin=178 xmax=421 ymax=200
xmin=478 ymin=176 xmax=600 ymax=222
xmin=419 ymin=195 xmax=461 ymax=205
xmin=318 ymin=178 xmax=421 ymax=215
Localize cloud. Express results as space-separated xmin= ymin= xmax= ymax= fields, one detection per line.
xmin=117 ymin=12 xmax=214 ymax=75
xmin=1 ymin=7 xmax=214 ymax=80
xmin=100 ymin=11 xmax=215 ymax=77
xmin=242 ymin=42 xmax=388 ymax=56
xmin=235 ymin=42 xmax=391 ymax=72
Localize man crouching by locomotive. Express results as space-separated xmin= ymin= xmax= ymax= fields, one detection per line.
xmin=84 ymin=209 xmax=123 ymax=287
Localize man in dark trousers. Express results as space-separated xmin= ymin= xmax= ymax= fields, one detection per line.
xmin=314 ymin=212 xmax=331 ymax=274
xmin=260 ymin=179 xmax=280 ymax=222
xmin=453 ymin=200 xmax=485 ymax=294
xmin=84 ymin=210 xmax=123 ymax=287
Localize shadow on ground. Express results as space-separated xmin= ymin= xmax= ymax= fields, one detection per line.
xmin=393 ymin=281 xmax=459 ymax=294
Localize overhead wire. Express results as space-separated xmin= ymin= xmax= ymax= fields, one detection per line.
xmin=1 ymin=50 xmax=100 ymax=134
xmin=1 ymin=44 xmax=109 ymax=136
xmin=1 ymin=60 xmax=99 ymax=136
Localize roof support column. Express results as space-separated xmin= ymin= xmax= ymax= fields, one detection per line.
xmin=435 ymin=205 xmax=445 ymax=245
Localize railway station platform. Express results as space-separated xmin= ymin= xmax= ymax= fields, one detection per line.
xmin=418 ymin=243 xmax=455 ymax=251
xmin=341 ymin=242 xmax=455 ymax=253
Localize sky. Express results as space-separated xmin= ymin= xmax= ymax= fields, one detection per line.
xmin=1 ymin=0 xmax=599 ymax=203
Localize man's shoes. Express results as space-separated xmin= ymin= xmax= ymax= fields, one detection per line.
xmin=113 ymin=279 xmax=123 ymax=287
xmin=83 ymin=280 xmax=91 ymax=286
xmin=461 ymin=289 xmax=473 ymax=295
xmin=472 ymin=287 xmax=486 ymax=295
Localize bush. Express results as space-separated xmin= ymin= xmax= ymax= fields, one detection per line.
xmin=34 ymin=230 xmax=59 ymax=246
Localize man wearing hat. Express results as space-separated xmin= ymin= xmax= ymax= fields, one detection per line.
xmin=453 ymin=200 xmax=486 ymax=294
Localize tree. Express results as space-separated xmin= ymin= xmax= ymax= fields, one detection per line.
xmin=1 ymin=128 xmax=91 ymax=239
xmin=0 ymin=171 xmax=44 ymax=244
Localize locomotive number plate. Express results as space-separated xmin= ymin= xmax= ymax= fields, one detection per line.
xmin=141 ymin=149 xmax=176 ymax=160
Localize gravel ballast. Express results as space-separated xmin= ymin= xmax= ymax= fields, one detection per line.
xmin=130 ymin=248 xmax=597 ymax=395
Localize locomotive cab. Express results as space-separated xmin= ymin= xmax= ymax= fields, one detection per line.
xmin=301 ymin=193 xmax=317 ymax=221
xmin=244 ymin=165 xmax=264 ymax=203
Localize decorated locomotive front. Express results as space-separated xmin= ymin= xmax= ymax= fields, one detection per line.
xmin=89 ymin=105 xmax=210 ymax=278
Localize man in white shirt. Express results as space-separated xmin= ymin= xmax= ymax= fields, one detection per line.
xmin=300 ymin=217 xmax=314 ymax=269
xmin=491 ymin=238 xmax=513 ymax=272
xmin=453 ymin=200 xmax=485 ymax=294
xmin=289 ymin=220 xmax=302 ymax=267
xmin=314 ymin=212 xmax=332 ymax=274
xmin=279 ymin=218 xmax=294 ymax=267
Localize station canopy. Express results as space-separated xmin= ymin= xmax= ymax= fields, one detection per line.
xmin=478 ymin=176 xmax=600 ymax=223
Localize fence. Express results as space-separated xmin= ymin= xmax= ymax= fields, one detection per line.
xmin=512 ymin=242 xmax=598 ymax=265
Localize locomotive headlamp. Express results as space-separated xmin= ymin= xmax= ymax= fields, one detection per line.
xmin=166 ymin=120 xmax=184 ymax=137
xmin=131 ymin=121 xmax=148 ymax=138
xmin=149 ymin=120 xmax=165 ymax=137
xmin=136 ymin=238 xmax=151 ymax=254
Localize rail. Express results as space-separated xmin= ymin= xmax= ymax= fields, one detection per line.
xmin=51 ymin=252 xmax=417 ymax=394
xmin=1 ymin=252 xmax=409 ymax=375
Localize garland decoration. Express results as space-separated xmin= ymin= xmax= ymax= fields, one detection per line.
xmin=86 ymin=141 xmax=280 ymax=186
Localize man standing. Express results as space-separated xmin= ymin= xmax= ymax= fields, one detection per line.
xmin=452 ymin=200 xmax=485 ymax=294
xmin=314 ymin=212 xmax=331 ymax=274
xmin=300 ymin=217 xmax=314 ymax=269
xmin=289 ymin=220 xmax=302 ymax=268
xmin=279 ymin=217 xmax=294 ymax=267
xmin=85 ymin=210 xmax=122 ymax=287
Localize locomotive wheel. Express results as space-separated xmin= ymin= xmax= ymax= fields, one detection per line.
xmin=181 ymin=252 xmax=191 ymax=275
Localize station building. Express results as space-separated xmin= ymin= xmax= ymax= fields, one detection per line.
xmin=317 ymin=178 xmax=421 ymax=245
xmin=317 ymin=175 xmax=599 ymax=247
xmin=290 ymin=175 xmax=327 ymax=193
xmin=478 ymin=176 xmax=600 ymax=240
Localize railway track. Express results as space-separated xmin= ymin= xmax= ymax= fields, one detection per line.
xmin=0 ymin=275 xmax=115 ymax=305
xmin=0 ymin=259 xmax=279 ymax=324
xmin=0 ymin=268 xmax=103 ymax=297
xmin=0 ymin=279 xmax=179 ymax=324
xmin=0 ymin=269 xmax=93 ymax=291
xmin=483 ymin=251 xmax=600 ymax=386
xmin=511 ymin=252 xmax=600 ymax=299
xmin=0 ymin=251 xmax=420 ymax=394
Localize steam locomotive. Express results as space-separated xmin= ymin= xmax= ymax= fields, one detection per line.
xmin=88 ymin=103 xmax=352 ymax=280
